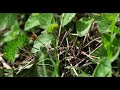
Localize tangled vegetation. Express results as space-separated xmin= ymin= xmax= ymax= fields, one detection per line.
xmin=0 ymin=13 xmax=120 ymax=77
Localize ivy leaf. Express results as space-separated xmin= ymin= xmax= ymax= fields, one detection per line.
xmin=101 ymin=13 xmax=117 ymax=23
xmin=91 ymin=45 xmax=107 ymax=60
xmin=25 ymin=13 xmax=56 ymax=32
xmin=38 ymin=13 xmax=56 ymax=30
xmin=110 ymin=47 xmax=120 ymax=62
xmin=76 ymin=17 xmax=94 ymax=37
xmin=25 ymin=14 xmax=40 ymax=31
xmin=3 ymin=21 xmax=20 ymax=42
xmin=36 ymin=48 xmax=53 ymax=77
xmin=99 ymin=20 xmax=111 ymax=33
xmin=102 ymin=33 xmax=111 ymax=50
xmin=0 ymin=13 xmax=16 ymax=31
xmin=61 ymin=13 xmax=76 ymax=27
xmin=93 ymin=57 xmax=112 ymax=77
xmin=31 ymin=31 xmax=55 ymax=54
xmin=99 ymin=13 xmax=119 ymax=34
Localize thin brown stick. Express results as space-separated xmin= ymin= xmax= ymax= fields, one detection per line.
xmin=0 ymin=57 xmax=11 ymax=69
xmin=90 ymin=44 xmax=102 ymax=54
xmin=58 ymin=13 xmax=64 ymax=38
xmin=59 ymin=30 xmax=71 ymax=47
xmin=66 ymin=38 xmax=70 ymax=50
xmin=83 ymin=37 xmax=101 ymax=48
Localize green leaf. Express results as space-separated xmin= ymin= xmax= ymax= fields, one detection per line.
xmin=0 ymin=13 xmax=16 ymax=31
xmin=101 ymin=13 xmax=117 ymax=23
xmin=3 ymin=21 xmax=20 ymax=42
xmin=25 ymin=13 xmax=56 ymax=32
xmin=93 ymin=57 xmax=112 ymax=77
xmin=61 ymin=13 xmax=76 ymax=27
xmin=3 ymin=32 xmax=27 ymax=62
xmin=76 ymin=17 xmax=94 ymax=37
xmin=38 ymin=13 xmax=56 ymax=30
xmin=115 ymin=27 xmax=120 ymax=34
xmin=110 ymin=47 xmax=120 ymax=62
xmin=102 ymin=33 xmax=111 ymax=50
xmin=92 ymin=45 xmax=107 ymax=59
xmin=25 ymin=14 xmax=40 ymax=31
xmin=92 ymin=44 xmax=119 ymax=63
xmin=36 ymin=48 xmax=53 ymax=77
xmin=99 ymin=20 xmax=111 ymax=33
xmin=98 ymin=13 xmax=119 ymax=33
xmin=31 ymin=31 xmax=55 ymax=53
xmin=102 ymin=33 xmax=120 ymax=60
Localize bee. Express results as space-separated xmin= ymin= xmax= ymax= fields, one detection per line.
xmin=27 ymin=32 xmax=37 ymax=41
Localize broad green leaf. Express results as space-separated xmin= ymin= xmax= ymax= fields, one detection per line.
xmin=38 ymin=13 xmax=56 ymax=30
xmin=102 ymin=33 xmax=120 ymax=60
xmin=116 ymin=34 xmax=120 ymax=46
xmin=37 ymin=53 xmax=47 ymax=77
xmin=61 ymin=13 xmax=76 ymax=27
xmin=3 ymin=21 xmax=20 ymax=42
xmin=99 ymin=13 xmax=119 ymax=34
xmin=51 ymin=59 xmax=59 ymax=77
xmin=111 ymin=34 xmax=120 ymax=47
xmin=110 ymin=47 xmax=120 ymax=62
xmin=31 ymin=31 xmax=55 ymax=53
xmin=99 ymin=20 xmax=111 ymax=33
xmin=76 ymin=17 xmax=94 ymax=37
xmin=92 ymin=45 xmax=119 ymax=63
xmin=101 ymin=13 xmax=117 ymax=23
xmin=25 ymin=13 xmax=56 ymax=32
xmin=92 ymin=45 xmax=107 ymax=59
xmin=93 ymin=57 xmax=112 ymax=77
xmin=4 ymin=32 xmax=27 ymax=62
xmin=102 ymin=33 xmax=111 ymax=50
xmin=0 ymin=13 xmax=16 ymax=31
xmin=115 ymin=27 xmax=120 ymax=34
xmin=36 ymin=48 xmax=53 ymax=77
xmin=25 ymin=14 xmax=40 ymax=31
